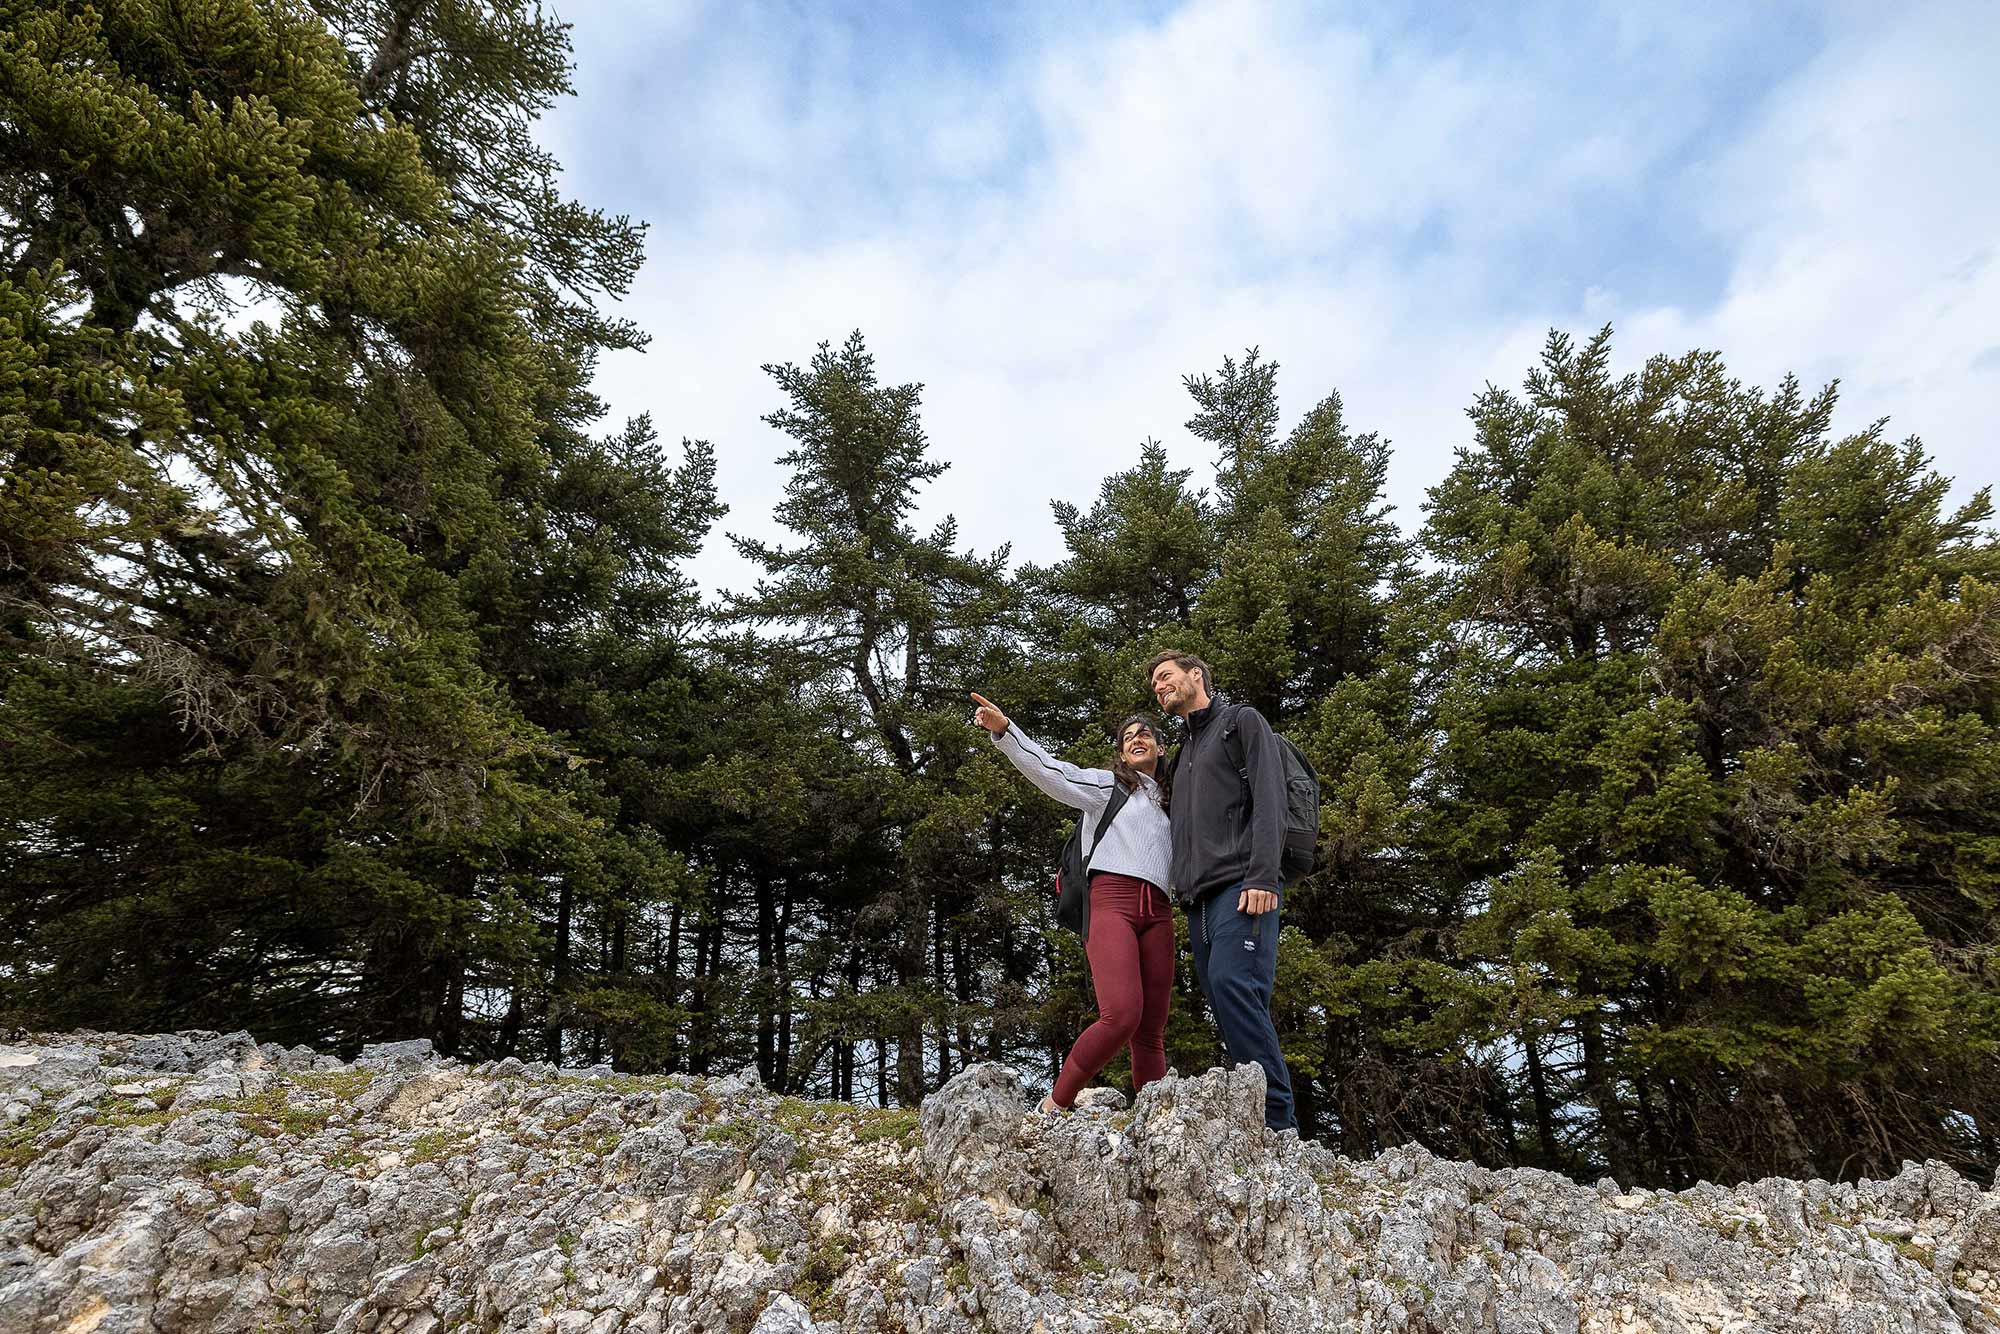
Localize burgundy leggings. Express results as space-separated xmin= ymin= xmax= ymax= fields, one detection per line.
xmin=1053 ymin=872 xmax=1176 ymax=1107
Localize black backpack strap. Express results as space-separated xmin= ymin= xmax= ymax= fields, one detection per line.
xmin=1086 ymin=784 xmax=1133 ymax=860
xmin=1221 ymin=703 xmax=1249 ymax=782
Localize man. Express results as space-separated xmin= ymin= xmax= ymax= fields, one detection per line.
xmin=1147 ymin=650 xmax=1297 ymax=1133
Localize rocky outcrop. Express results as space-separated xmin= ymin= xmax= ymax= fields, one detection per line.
xmin=1 ymin=1032 xmax=1994 ymax=1333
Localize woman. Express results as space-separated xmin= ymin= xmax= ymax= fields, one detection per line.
xmin=969 ymin=691 xmax=1176 ymax=1114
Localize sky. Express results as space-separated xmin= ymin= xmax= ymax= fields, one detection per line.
xmin=539 ymin=0 xmax=1998 ymax=596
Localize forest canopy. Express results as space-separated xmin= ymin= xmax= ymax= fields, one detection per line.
xmin=2 ymin=0 xmax=1994 ymax=1190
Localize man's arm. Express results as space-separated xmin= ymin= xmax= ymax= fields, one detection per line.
xmin=1235 ymin=706 xmax=1287 ymax=894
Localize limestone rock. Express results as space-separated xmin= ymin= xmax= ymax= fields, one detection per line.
xmin=355 ymin=1039 xmax=438 ymax=1072
xmin=0 ymin=1034 xmax=1994 ymax=1334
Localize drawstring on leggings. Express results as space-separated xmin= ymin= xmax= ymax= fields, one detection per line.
xmin=1098 ymin=874 xmax=1162 ymax=918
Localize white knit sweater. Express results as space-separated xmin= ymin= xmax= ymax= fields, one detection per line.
xmin=990 ymin=724 xmax=1172 ymax=891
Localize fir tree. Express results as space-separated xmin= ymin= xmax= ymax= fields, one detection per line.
xmin=1423 ymin=328 xmax=2000 ymax=1184
xmin=0 ymin=0 xmax=712 ymax=1055
xmin=729 ymin=332 xmax=1015 ymax=1103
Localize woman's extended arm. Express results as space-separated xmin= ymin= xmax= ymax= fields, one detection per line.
xmin=971 ymin=692 xmax=1116 ymax=813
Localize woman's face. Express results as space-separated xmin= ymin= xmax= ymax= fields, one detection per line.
xmin=1119 ymin=721 xmax=1161 ymax=770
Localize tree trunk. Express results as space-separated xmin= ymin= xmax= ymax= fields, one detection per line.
xmin=696 ymin=915 xmax=725 ymax=1076
xmin=839 ymin=945 xmax=863 ymax=1102
xmin=950 ymin=926 xmax=974 ymax=1076
xmin=664 ymin=898 xmax=683 ymax=1074
xmin=984 ymin=813 xmax=1013 ymax=1061
xmin=498 ymin=981 xmax=523 ymax=1058
xmin=360 ymin=0 xmax=427 ymax=102
xmin=587 ymin=925 xmax=607 ymax=1066
xmin=1751 ymin=1064 xmax=1816 ymax=1180
xmin=1524 ymin=1031 xmax=1561 ymax=1168
xmin=688 ymin=913 xmax=714 ymax=1077
xmin=437 ymin=958 xmax=464 ymax=1057
xmin=1326 ymin=1019 xmax=1365 ymax=1158
xmin=1664 ymin=1074 xmax=1702 ymax=1185
xmin=775 ymin=879 xmax=795 ymax=1093
xmin=1367 ymin=1031 xmax=1406 ymax=1150
xmin=756 ymin=868 xmax=777 ymax=1087
xmin=1635 ymin=1071 xmax=1672 ymax=1187
xmin=1485 ymin=1063 xmax=1519 ymax=1169
xmin=601 ymin=906 xmax=627 ymax=1069
xmin=932 ymin=909 xmax=951 ymax=1085
xmin=897 ymin=878 xmax=929 ymax=1105
xmin=545 ymin=876 xmax=573 ymax=1065
xmin=1294 ymin=1068 xmax=1320 ymax=1144
xmin=1577 ymin=1008 xmax=1636 ymax=1184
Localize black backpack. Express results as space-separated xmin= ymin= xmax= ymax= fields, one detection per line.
xmin=1219 ymin=705 xmax=1321 ymax=879
xmin=1053 ymin=785 xmax=1132 ymax=937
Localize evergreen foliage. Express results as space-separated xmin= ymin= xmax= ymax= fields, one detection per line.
xmin=726 ymin=332 xmax=1022 ymax=1103
xmin=2 ymin=3 xmax=1993 ymax=1190
xmin=1422 ymin=330 xmax=1999 ymax=1184
xmin=0 ymin=0 xmax=714 ymax=1056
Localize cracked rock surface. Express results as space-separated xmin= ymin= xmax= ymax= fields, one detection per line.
xmin=2 ymin=1033 xmax=1995 ymax=1332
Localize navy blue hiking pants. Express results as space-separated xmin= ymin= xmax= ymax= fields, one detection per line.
xmin=1188 ymin=881 xmax=1297 ymax=1132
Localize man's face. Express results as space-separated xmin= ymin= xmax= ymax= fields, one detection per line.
xmin=1151 ymin=660 xmax=1200 ymax=715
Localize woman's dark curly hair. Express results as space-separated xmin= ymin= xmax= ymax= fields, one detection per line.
xmin=1112 ymin=714 xmax=1172 ymax=812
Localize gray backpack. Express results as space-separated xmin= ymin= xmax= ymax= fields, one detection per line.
xmin=1220 ymin=706 xmax=1321 ymax=879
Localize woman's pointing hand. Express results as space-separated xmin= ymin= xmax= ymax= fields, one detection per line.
xmin=969 ymin=692 xmax=1010 ymax=736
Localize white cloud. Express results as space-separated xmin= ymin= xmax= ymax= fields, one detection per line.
xmin=548 ymin=0 xmax=1997 ymax=599
xmin=1615 ymin=0 xmax=1997 ymax=513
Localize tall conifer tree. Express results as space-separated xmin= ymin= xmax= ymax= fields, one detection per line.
xmin=729 ymin=332 xmax=1013 ymax=1103
xmin=1423 ymin=329 xmax=2000 ymax=1184
xmin=0 ymin=0 xmax=716 ymax=1054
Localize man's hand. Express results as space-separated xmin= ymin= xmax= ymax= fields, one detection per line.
xmin=969 ymin=692 xmax=1010 ymax=736
xmin=1238 ymin=887 xmax=1278 ymax=915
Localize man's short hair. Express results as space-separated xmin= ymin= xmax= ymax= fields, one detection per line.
xmin=1144 ymin=650 xmax=1212 ymax=693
